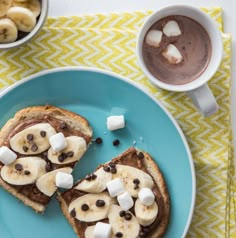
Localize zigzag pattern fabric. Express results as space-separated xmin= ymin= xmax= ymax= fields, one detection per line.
xmin=0 ymin=7 xmax=235 ymax=237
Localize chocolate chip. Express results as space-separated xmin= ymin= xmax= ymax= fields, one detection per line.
xmin=27 ymin=134 xmax=34 ymax=141
xmin=124 ymin=213 xmax=132 ymax=220
xmin=70 ymin=208 xmax=76 ymax=218
xmin=40 ymin=130 xmax=46 ymax=138
xmin=24 ymin=170 xmax=31 ymax=175
xmin=81 ymin=204 xmax=89 ymax=211
xmin=133 ymin=178 xmax=140 ymax=184
xmin=109 ymin=162 xmax=116 ymax=168
xmin=15 ymin=163 xmax=23 ymax=171
xmin=23 ymin=146 xmax=28 ymax=152
xmin=110 ymin=167 xmax=117 ymax=174
xmin=60 ymin=122 xmax=67 ymax=129
xmin=96 ymin=200 xmax=105 ymax=207
xmin=103 ymin=166 xmax=110 ymax=172
xmin=113 ymin=139 xmax=120 ymax=146
xmin=119 ymin=210 xmax=126 ymax=217
xmin=115 ymin=232 xmax=123 ymax=237
xmin=31 ymin=144 xmax=38 ymax=152
xmin=66 ymin=151 xmax=74 ymax=157
xmin=91 ymin=174 xmax=97 ymax=180
xmin=137 ymin=152 xmax=144 ymax=159
xmin=95 ymin=137 xmax=103 ymax=144
xmin=58 ymin=153 xmax=65 ymax=162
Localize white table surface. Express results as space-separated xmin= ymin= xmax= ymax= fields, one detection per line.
xmin=49 ymin=0 xmax=236 ymax=168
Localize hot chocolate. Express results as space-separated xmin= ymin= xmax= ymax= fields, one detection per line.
xmin=142 ymin=15 xmax=212 ymax=85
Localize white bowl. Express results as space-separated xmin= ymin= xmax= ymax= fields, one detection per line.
xmin=0 ymin=0 xmax=49 ymax=49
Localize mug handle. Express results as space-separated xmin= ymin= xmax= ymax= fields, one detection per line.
xmin=186 ymin=84 xmax=218 ymax=117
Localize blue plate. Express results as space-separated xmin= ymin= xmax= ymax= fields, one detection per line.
xmin=0 ymin=67 xmax=195 ymax=238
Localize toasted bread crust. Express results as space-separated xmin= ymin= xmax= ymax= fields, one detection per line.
xmin=0 ymin=105 xmax=93 ymax=213
xmin=58 ymin=147 xmax=170 ymax=238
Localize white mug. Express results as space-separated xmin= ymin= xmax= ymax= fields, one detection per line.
xmin=137 ymin=5 xmax=223 ymax=117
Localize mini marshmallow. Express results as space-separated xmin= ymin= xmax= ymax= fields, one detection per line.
xmin=49 ymin=132 xmax=67 ymax=152
xmin=138 ymin=188 xmax=155 ymax=206
xmin=94 ymin=222 xmax=112 ymax=238
xmin=0 ymin=146 xmax=17 ymax=165
xmin=117 ymin=191 xmax=134 ymax=211
xmin=163 ymin=20 xmax=181 ymax=37
xmin=162 ymin=44 xmax=183 ymax=64
xmin=145 ymin=30 xmax=163 ymax=48
xmin=107 ymin=178 xmax=125 ymax=197
xmin=55 ymin=172 xmax=73 ymax=189
xmin=107 ymin=115 xmax=125 ymax=131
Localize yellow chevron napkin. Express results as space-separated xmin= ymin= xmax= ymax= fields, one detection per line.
xmin=0 ymin=7 xmax=235 ymax=238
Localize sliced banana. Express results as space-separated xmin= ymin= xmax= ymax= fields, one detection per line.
xmin=112 ymin=165 xmax=154 ymax=197
xmin=12 ymin=0 xmax=41 ymax=17
xmin=135 ymin=198 xmax=158 ymax=226
xmin=0 ymin=18 xmax=17 ymax=43
xmin=47 ymin=136 xmax=87 ymax=165
xmin=7 ymin=6 xmax=36 ymax=32
xmin=36 ymin=167 xmax=72 ymax=197
xmin=85 ymin=225 xmax=116 ymax=238
xmin=1 ymin=157 xmax=46 ymax=185
xmin=108 ymin=204 xmax=140 ymax=238
xmin=0 ymin=0 xmax=12 ymax=17
xmin=68 ymin=192 xmax=111 ymax=223
xmin=10 ymin=123 xmax=56 ymax=155
xmin=75 ymin=167 xmax=112 ymax=193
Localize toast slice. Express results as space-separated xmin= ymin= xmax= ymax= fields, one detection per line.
xmin=58 ymin=147 xmax=170 ymax=238
xmin=0 ymin=105 xmax=92 ymax=213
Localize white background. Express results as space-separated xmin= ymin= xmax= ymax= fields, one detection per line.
xmin=49 ymin=0 xmax=236 ymax=167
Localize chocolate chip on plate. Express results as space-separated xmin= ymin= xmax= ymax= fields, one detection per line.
xmin=15 ymin=163 xmax=23 ymax=171
xmin=133 ymin=178 xmax=140 ymax=184
xmin=27 ymin=134 xmax=34 ymax=141
xmin=24 ymin=170 xmax=31 ymax=175
xmin=115 ymin=232 xmax=123 ymax=237
xmin=31 ymin=144 xmax=38 ymax=152
xmin=23 ymin=146 xmax=28 ymax=152
xmin=58 ymin=153 xmax=66 ymax=162
xmin=70 ymin=208 xmax=76 ymax=218
xmin=95 ymin=137 xmax=103 ymax=144
xmin=109 ymin=162 xmax=116 ymax=168
xmin=119 ymin=210 xmax=126 ymax=217
xmin=96 ymin=199 xmax=106 ymax=207
xmin=40 ymin=130 xmax=46 ymax=138
xmin=81 ymin=204 xmax=89 ymax=211
xmin=66 ymin=151 xmax=74 ymax=157
xmin=91 ymin=174 xmax=97 ymax=180
xmin=110 ymin=167 xmax=117 ymax=174
xmin=113 ymin=139 xmax=120 ymax=146
xmin=103 ymin=166 xmax=110 ymax=172
xmin=124 ymin=213 xmax=132 ymax=221
xmin=137 ymin=152 xmax=144 ymax=159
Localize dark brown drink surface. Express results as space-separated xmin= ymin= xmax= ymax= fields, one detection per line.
xmin=142 ymin=15 xmax=212 ymax=85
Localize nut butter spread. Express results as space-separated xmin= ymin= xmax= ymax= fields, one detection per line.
xmin=61 ymin=148 xmax=167 ymax=238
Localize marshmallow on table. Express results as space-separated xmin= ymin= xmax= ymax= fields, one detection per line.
xmin=163 ymin=20 xmax=181 ymax=37
xmin=162 ymin=44 xmax=183 ymax=64
xmin=55 ymin=172 xmax=73 ymax=189
xmin=107 ymin=178 xmax=125 ymax=197
xmin=49 ymin=132 xmax=67 ymax=152
xmin=138 ymin=188 xmax=155 ymax=206
xmin=117 ymin=191 xmax=134 ymax=211
xmin=145 ymin=30 xmax=163 ymax=48
xmin=94 ymin=222 xmax=112 ymax=238
xmin=107 ymin=115 xmax=125 ymax=131
xmin=0 ymin=146 xmax=17 ymax=165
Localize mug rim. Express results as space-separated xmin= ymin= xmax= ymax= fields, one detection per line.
xmin=136 ymin=4 xmax=223 ymax=92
